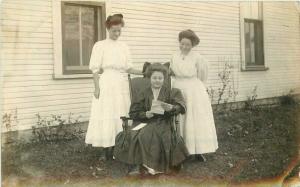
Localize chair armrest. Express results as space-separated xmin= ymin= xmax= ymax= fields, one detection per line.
xmin=172 ymin=115 xmax=180 ymax=136
xmin=120 ymin=116 xmax=132 ymax=131
xmin=174 ymin=114 xmax=181 ymax=124
xmin=120 ymin=116 xmax=132 ymax=121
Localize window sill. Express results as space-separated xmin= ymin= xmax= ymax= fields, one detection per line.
xmin=52 ymin=74 xmax=93 ymax=80
xmin=241 ymin=66 xmax=269 ymax=72
xmin=52 ymin=73 xmax=130 ymax=80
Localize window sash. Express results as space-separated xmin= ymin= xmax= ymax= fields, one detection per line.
xmin=61 ymin=2 xmax=106 ymax=75
xmin=244 ymin=19 xmax=265 ymax=67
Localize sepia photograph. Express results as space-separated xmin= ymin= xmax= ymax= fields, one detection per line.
xmin=1 ymin=0 xmax=300 ymax=186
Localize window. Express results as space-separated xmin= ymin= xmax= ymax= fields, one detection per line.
xmin=62 ymin=2 xmax=105 ymax=74
xmin=240 ymin=2 xmax=268 ymax=71
xmin=244 ymin=19 xmax=264 ymax=66
xmin=53 ymin=1 xmax=107 ymax=79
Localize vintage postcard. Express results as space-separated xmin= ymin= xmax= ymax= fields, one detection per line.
xmin=1 ymin=1 xmax=300 ymax=186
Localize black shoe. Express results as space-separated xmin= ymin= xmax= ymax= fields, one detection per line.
xmin=171 ymin=164 xmax=183 ymax=173
xmin=196 ymin=154 xmax=206 ymax=162
xmin=128 ymin=165 xmax=141 ymax=176
xmin=98 ymin=154 xmax=107 ymax=161
xmin=105 ymin=147 xmax=114 ymax=161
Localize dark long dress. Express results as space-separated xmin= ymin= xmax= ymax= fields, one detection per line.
xmin=114 ymin=85 xmax=189 ymax=173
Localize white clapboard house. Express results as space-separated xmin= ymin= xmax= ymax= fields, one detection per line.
xmin=1 ymin=1 xmax=300 ymax=132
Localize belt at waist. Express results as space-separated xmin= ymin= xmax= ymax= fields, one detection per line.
xmin=174 ymin=76 xmax=197 ymax=80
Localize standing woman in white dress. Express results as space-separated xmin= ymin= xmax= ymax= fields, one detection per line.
xmin=85 ymin=14 xmax=141 ymax=160
xmin=170 ymin=29 xmax=218 ymax=160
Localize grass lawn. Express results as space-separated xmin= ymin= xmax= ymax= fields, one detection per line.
xmin=2 ymin=104 xmax=300 ymax=187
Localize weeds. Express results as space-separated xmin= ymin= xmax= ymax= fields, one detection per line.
xmin=207 ymin=60 xmax=238 ymax=112
xmin=2 ymin=109 xmax=19 ymax=144
xmin=244 ymin=86 xmax=259 ymax=111
xmin=2 ymin=108 xmax=18 ymax=131
xmin=31 ymin=113 xmax=84 ymax=143
xmin=279 ymin=89 xmax=298 ymax=106
xmin=3 ymin=104 xmax=299 ymax=185
xmin=2 ymin=113 xmax=12 ymax=131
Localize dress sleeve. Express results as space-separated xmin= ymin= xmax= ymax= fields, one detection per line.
xmin=89 ymin=42 xmax=103 ymax=74
xmin=129 ymin=92 xmax=147 ymax=120
xmin=164 ymin=88 xmax=186 ymax=116
xmin=124 ymin=44 xmax=133 ymax=70
xmin=196 ymin=55 xmax=209 ymax=85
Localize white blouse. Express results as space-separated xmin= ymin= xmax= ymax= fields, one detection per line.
xmin=152 ymin=87 xmax=161 ymax=100
xmin=89 ymin=38 xmax=133 ymax=74
xmin=171 ymin=50 xmax=208 ymax=84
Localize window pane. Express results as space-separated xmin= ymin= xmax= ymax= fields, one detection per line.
xmin=249 ymin=22 xmax=256 ymax=64
xmin=244 ymin=20 xmax=264 ymax=67
xmin=255 ymin=21 xmax=264 ymax=65
xmin=62 ymin=5 xmax=80 ymax=67
xmin=244 ymin=22 xmax=251 ymax=65
xmin=81 ymin=6 xmax=97 ymax=66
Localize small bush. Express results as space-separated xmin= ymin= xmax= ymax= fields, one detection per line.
xmin=208 ymin=60 xmax=238 ymax=112
xmin=31 ymin=113 xmax=84 ymax=143
xmin=244 ymin=86 xmax=258 ymax=111
xmin=2 ymin=108 xmax=18 ymax=131
xmin=279 ymin=90 xmax=298 ymax=106
xmin=2 ymin=113 xmax=12 ymax=131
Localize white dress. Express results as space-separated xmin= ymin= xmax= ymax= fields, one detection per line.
xmin=85 ymin=38 xmax=133 ymax=147
xmin=171 ymin=50 xmax=218 ymax=154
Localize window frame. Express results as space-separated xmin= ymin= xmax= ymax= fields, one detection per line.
xmin=52 ymin=0 xmax=110 ymax=79
xmin=239 ymin=2 xmax=269 ymax=72
xmin=244 ymin=18 xmax=265 ymax=67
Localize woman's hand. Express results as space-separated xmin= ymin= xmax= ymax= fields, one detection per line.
xmin=92 ymin=72 xmax=100 ymax=99
xmin=94 ymin=88 xmax=100 ymax=99
xmin=161 ymin=103 xmax=174 ymax=112
xmin=146 ymin=111 xmax=154 ymax=118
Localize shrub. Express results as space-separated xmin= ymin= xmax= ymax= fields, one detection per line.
xmin=31 ymin=113 xmax=84 ymax=143
xmin=244 ymin=86 xmax=258 ymax=111
xmin=208 ymin=60 xmax=238 ymax=112
xmin=279 ymin=90 xmax=298 ymax=106
xmin=2 ymin=108 xmax=18 ymax=131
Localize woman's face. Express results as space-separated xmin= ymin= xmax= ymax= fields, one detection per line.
xmin=108 ymin=24 xmax=122 ymax=40
xmin=150 ymin=71 xmax=164 ymax=89
xmin=179 ymin=38 xmax=193 ymax=54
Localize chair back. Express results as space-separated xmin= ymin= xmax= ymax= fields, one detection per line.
xmin=128 ymin=62 xmax=171 ymax=103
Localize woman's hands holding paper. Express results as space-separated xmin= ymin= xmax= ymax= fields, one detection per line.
xmin=160 ymin=102 xmax=174 ymax=112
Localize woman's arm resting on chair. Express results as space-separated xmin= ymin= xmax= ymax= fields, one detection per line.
xmin=129 ymin=93 xmax=148 ymax=120
xmin=161 ymin=89 xmax=186 ymax=116
xmin=170 ymin=88 xmax=186 ymax=115
xmin=164 ymin=103 xmax=185 ymax=116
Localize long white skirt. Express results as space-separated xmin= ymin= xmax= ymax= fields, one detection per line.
xmin=173 ymin=77 xmax=218 ymax=154
xmin=85 ymin=69 xmax=130 ymax=147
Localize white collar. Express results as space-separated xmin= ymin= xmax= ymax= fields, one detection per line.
xmin=151 ymin=87 xmax=162 ymax=100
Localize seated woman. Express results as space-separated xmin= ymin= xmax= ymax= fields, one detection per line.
xmin=114 ymin=63 xmax=189 ymax=175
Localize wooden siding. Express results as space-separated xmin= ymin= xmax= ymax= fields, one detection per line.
xmin=1 ymin=1 xmax=299 ymax=131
